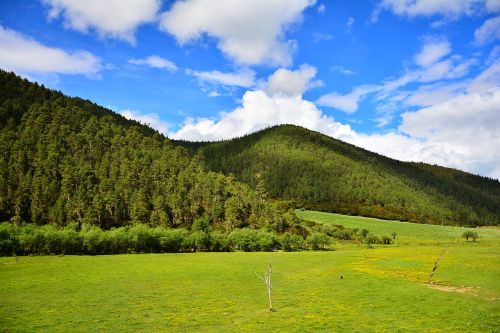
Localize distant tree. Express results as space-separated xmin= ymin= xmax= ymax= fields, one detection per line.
xmin=365 ymin=234 xmax=379 ymax=248
xmin=462 ymin=231 xmax=478 ymax=242
xmin=381 ymin=235 xmax=392 ymax=244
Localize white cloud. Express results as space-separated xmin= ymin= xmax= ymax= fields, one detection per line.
xmin=468 ymin=62 xmax=500 ymax=92
xmin=170 ymin=89 xmax=353 ymax=141
xmin=0 ymin=25 xmax=101 ymax=77
xmin=486 ymin=45 xmax=500 ymax=64
xmin=317 ymin=4 xmax=326 ymax=14
xmin=474 ymin=15 xmax=500 ymax=45
xmin=265 ymin=64 xmax=321 ymax=96
xmin=187 ymin=68 xmax=255 ymax=88
xmin=317 ymin=85 xmax=376 ymax=113
xmin=346 ymin=17 xmax=355 ymax=32
xmin=128 ymin=55 xmax=178 ymax=72
xmin=414 ymin=38 xmax=451 ymax=67
xmin=331 ymin=65 xmax=357 ymax=76
xmin=372 ymin=0 xmax=500 ymax=22
xmin=318 ymin=38 xmax=475 ymax=113
xmin=159 ymin=0 xmax=316 ymax=66
xmin=397 ymin=88 xmax=500 ymax=178
xmin=43 ymin=0 xmax=161 ymax=43
xmin=119 ymin=109 xmax=170 ymax=134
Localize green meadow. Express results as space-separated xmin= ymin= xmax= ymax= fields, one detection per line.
xmin=298 ymin=210 xmax=500 ymax=245
xmin=1 ymin=212 xmax=499 ymax=332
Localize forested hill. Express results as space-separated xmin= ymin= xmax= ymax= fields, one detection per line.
xmin=176 ymin=125 xmax=500 ymax=227
xmin=0 ymin=70 xmax=304 ymax=234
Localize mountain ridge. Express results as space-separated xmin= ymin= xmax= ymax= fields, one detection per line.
xmin=1 ymin=69 xmax=498 ymax=227
xmin=176 ymin=124 xmax=500 ymax=226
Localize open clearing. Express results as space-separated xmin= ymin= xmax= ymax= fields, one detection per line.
xmin=1 ymin=212 xmax=499 ymax=332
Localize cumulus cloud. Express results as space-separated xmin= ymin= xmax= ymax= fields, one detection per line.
xmin=170 ymin=90 xmax=354 ymax=141
xmin=372 ymin=0 xmax=500 ymax=22
xmin=474 ymin=15 xmax=500 ymax=45
xmin=119 ymin=109 xmax=170 ymax=134
xmin=187 ymin=68 xmax=255 ymax=88
xmin=159 ymin=0 xmax=316 ymax=66
xmin=265 ymin=64 xmax=322 ymax=96
xmin=397 ymin=89 xmax=500 ymax=178
xmin=128 ymin=55 xmax=178 ymax=72
xmin=0 ymin=25 xmax=101 ymax=77
xmin=43 ymin=0 xmax=161 ymax=43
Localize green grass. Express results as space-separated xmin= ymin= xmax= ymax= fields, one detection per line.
xmin=298 ymin=210 xmax=500 ymax=245
xmin=1 ymin=212 xmax=499 ymax=332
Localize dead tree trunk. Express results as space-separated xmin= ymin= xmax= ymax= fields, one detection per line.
xmin=428 ymin=244 xmax=449 ymax=284
xmin=255 ymin=263 xmax=273 ymax=313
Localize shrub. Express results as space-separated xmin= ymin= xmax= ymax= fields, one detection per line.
xmin=83 ymin=227 xmax=103 ymax=255
xmin=365 ymin=233 xmax=380 ymax=248
xmin=159 ymin=229 xmax=188 ymax=252
xmin=307 ymin=232 xmax=331 ymax=250
xmin=358 ymin=228 xmax=369 ymax=238
xmin=462 ymin=231 xmax=478 ymax=242
xmin=332 ymin=229 xmax=354 ymax=240
xmin=0 ymin=222 xmax=19 ymax=256
xmin=381 ymin=235 xmax=392 ymax=245
xmin=258 ymin=231 xmax=279 ymax=251
xmin=280 ymin=233 xmax=305 ymax=251
xmin=184 ymin=231 xmax=211 ymax=252
xmin=208 ymin=231 xmax=229 ymax=251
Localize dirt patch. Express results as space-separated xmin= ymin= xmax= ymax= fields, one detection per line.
xmin=425 ymin=283 xmax=479 ymax=296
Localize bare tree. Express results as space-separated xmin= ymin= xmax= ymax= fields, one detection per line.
xmin=428 ymin=244 xmax=449 ymax=284
xmin=255 ymin=263 xmax=273 ymax=313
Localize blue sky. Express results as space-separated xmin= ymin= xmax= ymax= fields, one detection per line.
xmin=1 ymin=0 xmax=499 ymax=179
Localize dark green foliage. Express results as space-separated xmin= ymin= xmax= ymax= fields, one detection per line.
xmin=177 ymin=125 xmax=500 ymax=227
xmin=0 ymin=70 xmax=304 ymax=234
xmin=462 ymin=231 xmax=478 ymax=242
xmin=381 ymin=235 xmax=392 ymax=244
xmin=365 ymin=234 xmax=380 ymax=248
xmin=306 ymin=232 xmax=332 ymax=250
xmin=0 ymin=222 xmax=314 ymax=255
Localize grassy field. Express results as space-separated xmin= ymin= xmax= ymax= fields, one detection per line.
xmin=1 ymin=212 xmax=499 ymax=332
xmin=298 ymin=210 xmax=500 ymax=245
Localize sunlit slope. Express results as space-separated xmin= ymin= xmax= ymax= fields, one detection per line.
xmin=177 ymin=125 xmax=500 ymax=226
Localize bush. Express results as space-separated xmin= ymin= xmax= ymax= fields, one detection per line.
xmin=159 ymin=229 xmax=188 ymax=252
xmin=258 ymin=231 xmax=279 ymax=251
xmin=0 ymin=222 xmax=19 ymax=256
xmin=381 ymin=235 xmax=392 ymax=245
xmin=306 ymin=232 xmax=331 ymax=250
xmin=208 ymin=231 xmax=229 ymax=251
xmin=332 ymin=229 xmax=354 ymax=240
xmin=227 ymin=228 xmax=260 ymax=251
xmin=462 ymin=231 xmax=478 ymax=242
xmin=280 ymin=233 xmax=305 ymax=251
xmin=365 ymin=233 xmax=380 ymax=248
xmin=184 ymin=231 xmax=211 ymax=252
xmin=358 ymin=228 xmax=369 ymax=238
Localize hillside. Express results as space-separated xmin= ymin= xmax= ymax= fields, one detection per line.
xmin=0 ymin=70 xmax=303 ymax=233
xmin=176 ymin=125 xmax=500 ymax=226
